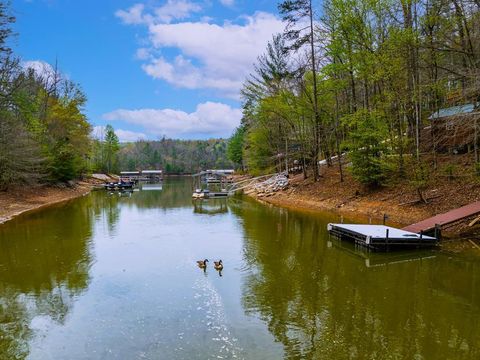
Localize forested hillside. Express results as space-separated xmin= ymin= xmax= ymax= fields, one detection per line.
xmin=117 ymin=138 xmax=233 ymax=174
xmin=0 ymin=3 xmax=91 ymax=190
xmin=232 ymin=0 xmax=480 ymax=187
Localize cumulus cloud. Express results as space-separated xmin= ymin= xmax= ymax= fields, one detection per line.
xmin=116 ymin=2 xmax=285 ymax=99
xmin=92 ymin=126 xmax=147 ymax=143
xmin=22 ymin=60 xmax=55 ymax=78
xmin=146 ymin=12 xmax=283 ymax=98
xmin=102 ymin=102 xmax=242 ymax=139
xmin=142 ymin=55 xmax=243 ymax=98
xmin=115 ymin=3 xmax=147 ymax=25
xmin=135 ymin=47 xmax=152 ymax=60
xmin=115 ymin=129 xmax=149 ymax=142
xmin=154 ymin=0 xmax=202 ymax=23
xmin=115 ymin=1 xmax=202 ymax=25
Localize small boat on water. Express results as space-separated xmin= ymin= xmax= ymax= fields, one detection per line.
xmin=192 ymin=189 xmax=209 ymax=199
xmin=103 ymin=181 xmax=135 ymax=191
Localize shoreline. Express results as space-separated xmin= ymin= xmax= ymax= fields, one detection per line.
xmin=242 ymin=171 xmax=480 ymax=254
xmin=0 ymin=182 xmax=94 ymax=226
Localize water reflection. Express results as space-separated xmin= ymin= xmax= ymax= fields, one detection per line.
xmin=0 ymin=198 xmax=95 ymax=359
xmin=193 ymin=199 xmax=229 ymax=215
xmin=0 ymin=178 xmax=479 ymax=359
xmin=234 ymin=198 xmax=480 ymax=359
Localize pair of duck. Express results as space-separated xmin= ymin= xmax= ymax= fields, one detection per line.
xmin=197 ymin=259 xmax=223 ymax=271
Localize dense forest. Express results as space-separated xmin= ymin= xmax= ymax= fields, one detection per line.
xmin=230 ymin=0 xmax=480 ymax=188
xmin=0 ymin=3 xmax=91 ymax=190
xmin=116 ymin=138 xmax=233 ymax=174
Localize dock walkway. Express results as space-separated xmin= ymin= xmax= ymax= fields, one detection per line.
xmin=402 ymin=201 xmax=480 ymax=234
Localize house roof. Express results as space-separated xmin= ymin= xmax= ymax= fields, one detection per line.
xmin=429 ymin=103 xmax=479 ymax=120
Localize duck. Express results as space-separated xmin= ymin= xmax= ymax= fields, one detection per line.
xmin=214 ymin=260 xmax=223 ymax=271
xmin=197 ymin=259 xmax=209 ymax=269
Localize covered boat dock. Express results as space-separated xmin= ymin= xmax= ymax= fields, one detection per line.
xmin=120 ymin=170 xmax=163 ymax=182
xmin=192 ymin=170 xmax=234 ymax=199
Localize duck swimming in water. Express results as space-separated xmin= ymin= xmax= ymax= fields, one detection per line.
xmin=214 ymin=260 xmax=223 ymax=271
xmin=197 ymin=259 xmax=209 ymax=269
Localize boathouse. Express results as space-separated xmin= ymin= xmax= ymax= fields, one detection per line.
xmin=120 ymin=170 xmax=163 ymax=182
xmin=192 ymin=170 xmax=234 ymax=199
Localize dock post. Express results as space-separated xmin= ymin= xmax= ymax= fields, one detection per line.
xmin=386 ymin=228 xmax=389 ymax=251
xmin=383 ymin=213 xmax=389 ymax=225
xmin=434 ymin=224 xmax=442 ymax=241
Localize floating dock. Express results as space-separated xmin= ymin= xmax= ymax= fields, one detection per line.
xmin=327 ymin=224 xmax=438 ymax=250
xmin=192 ymin=189 xmax=228 ymax=199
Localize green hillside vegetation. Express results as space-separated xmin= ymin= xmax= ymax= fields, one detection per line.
xmin=231 ymin=0 xmax=480 ymax=187
xmin=117 ymin=138 xmax=233 ymax=174
xmin=0 ymin=3 xmax=91 ymax=190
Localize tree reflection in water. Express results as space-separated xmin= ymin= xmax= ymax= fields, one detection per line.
xmin=233 ymin=198 xmax=480 ymax=360
xmin=0 ymin=197 xmax=95 ymax=359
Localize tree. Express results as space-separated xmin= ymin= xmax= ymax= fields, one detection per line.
xmin=0 ymin=112 xmax=43 ymax=190
xmin=342 ymin=110 xmax=390 ymax=187
xmin=227 ymin=126 xmax=245 ymax=170
xmin=104 ymin=124 xmax=119 ymax=174
xmin=279 ymin=0 xmax=322 ymax=180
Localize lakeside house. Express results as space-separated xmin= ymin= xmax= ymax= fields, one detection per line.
xmin=425 ymin=102 xmax=480 ymax=153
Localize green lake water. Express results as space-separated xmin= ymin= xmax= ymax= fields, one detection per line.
xmin=0 ymin=177 xmax=479 ymax=359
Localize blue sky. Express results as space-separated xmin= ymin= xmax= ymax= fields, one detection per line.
xmin=12 ymin=0 xmax=285 ymax=141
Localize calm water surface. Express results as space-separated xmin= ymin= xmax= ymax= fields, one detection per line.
xmin=0 ymin=177 xmax=479 ymax=359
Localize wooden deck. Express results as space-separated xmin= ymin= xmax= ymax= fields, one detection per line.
xmin=402 ymin=201 xmax=480 ymax=234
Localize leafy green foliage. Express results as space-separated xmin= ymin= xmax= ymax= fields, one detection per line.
xmin=227 ymin=126 xmax=245 ymax=169
xmin=0 ymin=2 xmax=91 ymax=187
xmin=342 ymin=110 xmax=390 ymax=187
xmin=117 ymin=138 xmax=233 ymax=174
xmin=104 ymin=124 xmax=120 ymax=173
xmin=239 ymin=0 xmax=480 ymax=189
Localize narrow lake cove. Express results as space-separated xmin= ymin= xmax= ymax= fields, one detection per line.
xmin=0 ymin=177 xmax=479 ymax=359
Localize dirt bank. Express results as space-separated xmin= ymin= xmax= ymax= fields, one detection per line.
xmin=0 ymin=181 xmax=96 ymax=225
xmin=245 ymin=163 xmax=480 ymax=253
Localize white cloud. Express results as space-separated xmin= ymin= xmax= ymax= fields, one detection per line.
xmin=116 ymin=3 xmax=285 ymax=99
xmin=144 ymin=12 xmax=284 ymax=98
xmin=115 ymin=129 xmax=149 ymax=142
xmin=115 ymin=4 xmax=147 ymax=25
xmin=115 ymin=1 xmax=202 ymax=25
xmin=142 ymin=55 xmax=243 ymax=98
xmin=22 ymin=60 xmax=55 ymax=78
xmin=102 ymin=101 xmax=242 ymax=139
xmin=220 ymin=0 xmax=235 ymax=7
xmin=154 ymin=0 xmax=202 ymax=23
xmin=92 ymin=125 xmax=147 ymax=143
xmin=135 ymin=47 xmax=152 ymax=60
